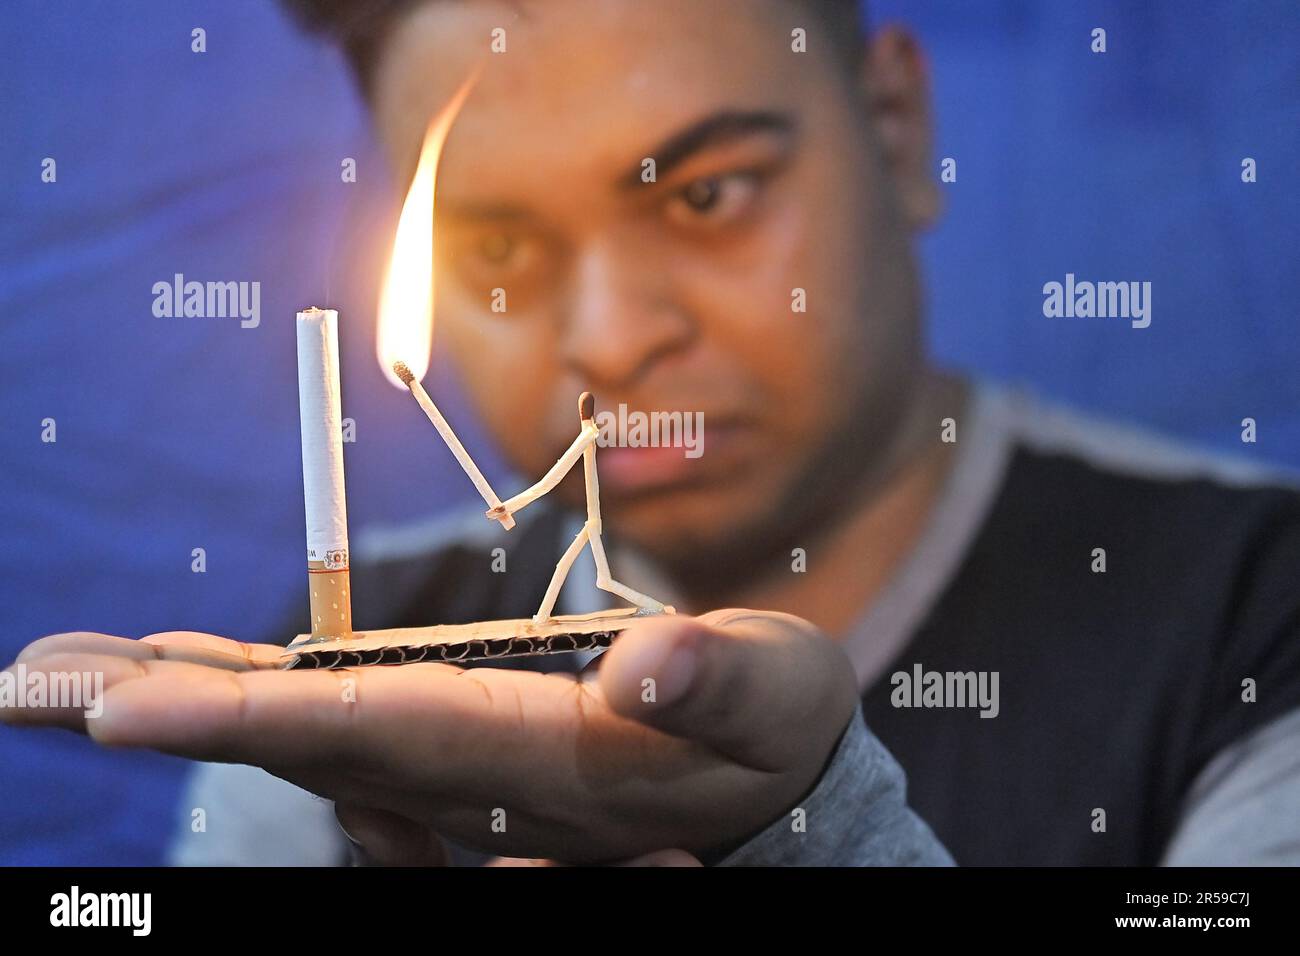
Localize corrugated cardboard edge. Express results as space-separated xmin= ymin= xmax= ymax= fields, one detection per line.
xmin=281 ymin=608 xmax=654 ymax=670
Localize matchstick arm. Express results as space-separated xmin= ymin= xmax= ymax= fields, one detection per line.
xmin=394 ymin=361 xmax=515 ymax=529
xmin=501 ymin=422 xmax=598 ymax=516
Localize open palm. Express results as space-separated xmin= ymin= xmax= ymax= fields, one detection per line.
xmin=3 ymin=610 xmax=857 ymax=863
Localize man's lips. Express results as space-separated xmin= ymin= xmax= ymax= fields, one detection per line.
xmin=594 ymin=421 xmax=748 ymax=496
xmin=597 ymin=442 xmax=697 ymax=492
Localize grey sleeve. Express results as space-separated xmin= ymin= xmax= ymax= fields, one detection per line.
xmin=167 ymin=762 xmax=351 ymax=866
xmin=717 ymin=704 xmax=955 ymax=866
xmin=1161 ymin=706 xmax=1300 ymax=866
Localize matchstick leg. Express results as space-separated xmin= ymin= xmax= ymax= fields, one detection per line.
xmin=589 ymin=528 xmax=673 ymax=614
xmin=533 ymin=524 xmax=591 ymax=624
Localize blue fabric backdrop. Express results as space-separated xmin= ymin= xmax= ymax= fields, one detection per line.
xmin=1 ymin=0 xmax=1296 ymax=863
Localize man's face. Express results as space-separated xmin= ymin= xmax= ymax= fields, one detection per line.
xmin=373 ymin=0 xmax=928 ymax=574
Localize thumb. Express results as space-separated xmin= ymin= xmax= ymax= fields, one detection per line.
xmin=613 ymin=848 xmax=703 ymax=867
xmin=486 ymin=849 xmax=701 ymax=867
xmin=598 ymin=609 xmax=857 ymax=771
xmin=335 ymin=803 xmax=450 ymax=866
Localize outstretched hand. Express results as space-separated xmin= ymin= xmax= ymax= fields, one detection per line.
xmin=2 ymin=610 xmax=858 ymax=864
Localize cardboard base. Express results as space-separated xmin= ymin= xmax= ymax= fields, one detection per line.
xmin=281 ymin=607 xmax=661 ymax=670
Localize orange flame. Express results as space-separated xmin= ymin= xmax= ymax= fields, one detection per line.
xmin=376 ymin=72 xmax=479 ymax=388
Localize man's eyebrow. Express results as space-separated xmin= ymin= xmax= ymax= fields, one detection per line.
xmin=436 ymin=201 xmax=535 ymax=223
xmin=618 ymin=110 xmax=797 ymax=189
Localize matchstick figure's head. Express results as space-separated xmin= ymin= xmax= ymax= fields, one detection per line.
xmin=579 ymin=391 xmax=595 ymax=423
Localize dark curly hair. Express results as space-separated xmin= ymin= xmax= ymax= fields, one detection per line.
xmin=280 ymin=0 xmax=867 ymax=98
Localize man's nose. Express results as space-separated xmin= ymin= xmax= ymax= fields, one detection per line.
xmin=558 ymin=241 xmax=694 ymax=389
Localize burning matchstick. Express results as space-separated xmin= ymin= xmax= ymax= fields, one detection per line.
xmin=394 ymin=361 xmax=515 ymax=530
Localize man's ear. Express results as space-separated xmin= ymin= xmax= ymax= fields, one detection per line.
xmin=861 ymin=27 xmax=941 ymax=231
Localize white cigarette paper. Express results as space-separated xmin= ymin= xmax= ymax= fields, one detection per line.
xmin=296 ymin=307 xmax=352 ymax=636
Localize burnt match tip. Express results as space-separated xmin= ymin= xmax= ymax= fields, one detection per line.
xmin=393 ymin=361 xmax=414 ymax=386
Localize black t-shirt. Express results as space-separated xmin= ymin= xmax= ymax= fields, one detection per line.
xmin=859 ymin=445 xmax=1300 ymax=864
xmin=345 ymin=443 xmax=1300 ymax=865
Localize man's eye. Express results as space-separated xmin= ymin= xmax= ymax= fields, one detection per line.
xmin=449 ymin=230 xmax=545 ymax=291
xmin=479 ymin=233 xmax=516 ymax=265
xmin=665 ymin=173 xmax=759 ymax=227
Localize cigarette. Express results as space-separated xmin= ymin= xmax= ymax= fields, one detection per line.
xmin=296 ymin=307 xmax=353 ymax=638
xmin=393 ymin=361 xmax=515 ymax=530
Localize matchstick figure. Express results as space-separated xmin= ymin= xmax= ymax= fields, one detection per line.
xmin=487 ymin=392 xmax=674 ymax=624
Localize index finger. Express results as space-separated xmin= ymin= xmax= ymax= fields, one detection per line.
xmin=15 ymin=631 xmax=284 ymax=670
